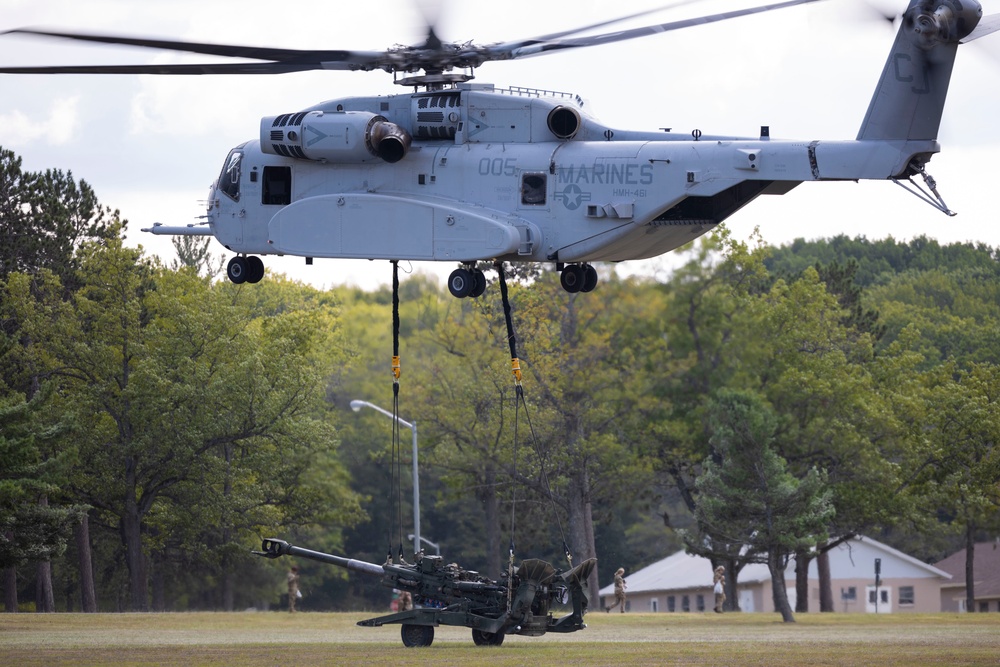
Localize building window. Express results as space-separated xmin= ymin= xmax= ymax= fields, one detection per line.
xmin=681 ymin=595 xmax=690 ymax=612
xmin=667 ymin=596 xmax=675 ymax=612
xmin=841 ymin=586 xmax=857 ymax=601
xmin=696 ymin=594 xmax=705 ymax=612
xmin=899 ymin=586 xmax=914 ymax=605
xmin=980 ymin=601 xmax=990 ymax=613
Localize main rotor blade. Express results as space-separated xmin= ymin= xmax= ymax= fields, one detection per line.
xmin=414 ymin=0 xmax=445 ymax=50
xmin=2 ymin=0 xmax=823 ymax=77
xmin=0 ymin=62 xmax=342 ymax=75
xmin=961 ymin=12 xmax=1000 ymax=43
xmin=492 ymin=0 xmax=823 ymax=60
xmin=493 ymin=0 xmax=707 ymax=50
xmin=1 ymin=28 xmax=383 ymax=70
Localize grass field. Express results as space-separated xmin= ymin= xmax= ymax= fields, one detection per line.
xmin=2 ymin=610 xmax=999 ymax=666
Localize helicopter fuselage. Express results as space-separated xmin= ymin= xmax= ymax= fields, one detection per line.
xmin=200 ymin=82 xmax=938 ymax=272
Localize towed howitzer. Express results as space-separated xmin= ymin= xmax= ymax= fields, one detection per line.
xmin=254 ymin=538 xmax=596 ymax=647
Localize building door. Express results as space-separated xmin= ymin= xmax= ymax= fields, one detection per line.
xmin=866 ymin=586 xmax=892 ymax=613
xmin=739 ymin=589 xmax=755 ymax=612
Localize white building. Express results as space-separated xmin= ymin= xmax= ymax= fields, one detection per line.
xmin=599 ymin=536 xmax=952 ymax=613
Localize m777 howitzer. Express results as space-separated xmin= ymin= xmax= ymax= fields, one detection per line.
xmin=254 ymin=538 xmax=596 ymax=647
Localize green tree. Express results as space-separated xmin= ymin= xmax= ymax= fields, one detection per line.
xmin=415 ymin=290 xmax=520 ymax=580
xmin=693 ymin=390 xmax=834 ymax=622
xmin=656 ymin=231 xmax=920 ymax=612
xmin=647 ymin=229 xmax=780 ymax=603
xmin=0 ymin=146 xmax=117 ymax=289
xmin=912 ymin=362 xmax=1000 ymax=611
xmin=0 ymin=387 xmax=82 ymax=571
xmin=10 ymin=238 xmax=361 ymax=610
xmin=170 ymin=235 xmax=225 ymax=278
xmin=505 ymin=270 xmax=655 ymax=602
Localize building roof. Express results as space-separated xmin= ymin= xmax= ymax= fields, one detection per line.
xmin=837 ymin=535 xmax=952 ymax=581
xmin=933 ymin=541 xmax=1000 ymax=598
xmin=599 ymin=535 xmax=951 ymax=597
xmin=599 ymin=550 xmax=772 ymax=596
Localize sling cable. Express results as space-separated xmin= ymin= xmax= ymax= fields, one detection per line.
xmin=384 ymin=260 xmax=408 ymax=566
xmin=494 ymin=262 xmax=574 ymax=612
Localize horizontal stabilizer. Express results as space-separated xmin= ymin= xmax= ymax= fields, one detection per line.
xmin=961 ymin=12 xmax=1000 ymax=41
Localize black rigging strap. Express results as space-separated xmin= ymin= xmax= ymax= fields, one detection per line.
xmin=494 ymin=263 xmax=574 ymax=594
xmin=388 ymin=261 xmax=406 ymax=565
xmin=495 ymin=262 xmax=522 ymax=391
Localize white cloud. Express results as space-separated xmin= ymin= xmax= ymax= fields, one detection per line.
xmin=0 ymin=96 xmax=80 ymax=145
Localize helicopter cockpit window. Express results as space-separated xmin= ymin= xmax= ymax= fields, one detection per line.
xmin=262 ymin=166 xmax=292 ymax=206
xmin=219 ymin=149 xmax=243 ymax=202
xmin=521 ymin=173 xmax=546 ymax=205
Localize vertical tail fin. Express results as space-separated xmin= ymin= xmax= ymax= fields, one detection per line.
xmin=857 ymin=0 xmax=982 ymax=141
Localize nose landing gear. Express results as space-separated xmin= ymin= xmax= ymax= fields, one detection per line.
xmin=226 ymin=255 xmax=265 ymax=284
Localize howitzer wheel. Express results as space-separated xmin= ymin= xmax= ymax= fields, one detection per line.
xmin=400 ymin=623 xmax=434 ymax=647
xmin=471 ymin=628 xmax=505 ymax=646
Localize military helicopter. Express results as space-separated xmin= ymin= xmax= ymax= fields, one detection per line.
xmin=254 ymin=537 xmax=596 ymax=647
xmin=4 ymin=0 xmax=997 ymax=297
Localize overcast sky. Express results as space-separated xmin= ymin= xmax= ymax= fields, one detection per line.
xmin=2 ymin=0 xmax=998 ymax=290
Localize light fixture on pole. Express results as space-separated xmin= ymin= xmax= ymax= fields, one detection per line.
xmin=408 ymin=534 xmax=440 ymax=557
xmin=350 ymin=399 xmax=420 ymax=557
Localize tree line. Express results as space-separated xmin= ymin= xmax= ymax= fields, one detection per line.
xmin=2 ymin=146 xmax=998 ymax=619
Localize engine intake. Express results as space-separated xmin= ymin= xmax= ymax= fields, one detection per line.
xmin=261 ymin=110 xmax=412 ymax=163
xmin=547 ymin=105 xmax=581 ymax=140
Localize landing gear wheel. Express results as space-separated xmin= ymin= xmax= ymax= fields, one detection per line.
xmin=472 ymin=629 xmax=505 ymax=646
xmin=227 ymin=256 xmax=248 ymax=284
xmin=448 ymin=268 xmax=474 ymax=298
xmin=582 ymin=264 xmax=598 ymax=293
xmin=401 ymin=623 xmax=434 ymax=647
xmin=560 ymin=264 xmax=585 ymax=293
xmin=246 ymin=256 xmax=265 ymax=284
xmin=470 ymin=269 xmax=487 ymax=298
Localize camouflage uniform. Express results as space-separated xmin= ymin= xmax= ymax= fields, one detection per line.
xmin=713 ymin=565 xmax=726 ymax=613
xmin=606 ymin=567 xmax=627 ymax=613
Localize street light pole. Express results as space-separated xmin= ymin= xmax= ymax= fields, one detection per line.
xmin=350 ymin=400 xmax=420 ymax=557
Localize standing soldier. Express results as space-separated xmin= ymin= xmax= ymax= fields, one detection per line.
xmin=606 ymin=567 xmax=627 ymax=613
xmin=287 ymin=565 xmax=301 ymax=612
xmin=713 ymin=565 xmax=726 ymax=613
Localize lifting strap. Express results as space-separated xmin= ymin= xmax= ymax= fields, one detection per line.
xmin=494 ymin=263 xmax=574 ymax=591
xmin=388 ymin=261 xmax=406 ymax=565
xmin=496 ymin=262 xmax=522 ymax=390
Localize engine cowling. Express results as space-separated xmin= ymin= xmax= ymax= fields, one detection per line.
xmin=261 ymin=110 xmax=412 ymax=163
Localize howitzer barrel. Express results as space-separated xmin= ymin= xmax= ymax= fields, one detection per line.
xmin=254 ymin=538 xmax=384 ymax=577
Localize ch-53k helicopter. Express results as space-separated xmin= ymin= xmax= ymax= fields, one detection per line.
xmin=3 ymin=0 xmax=998 ymax=298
